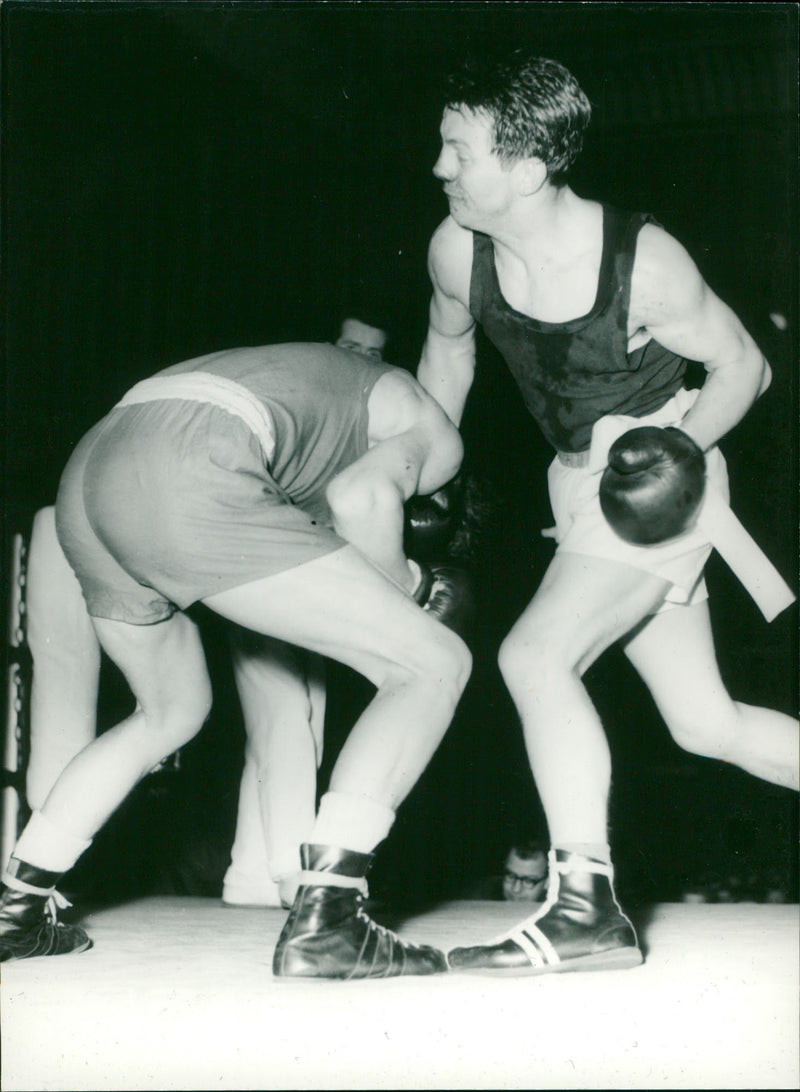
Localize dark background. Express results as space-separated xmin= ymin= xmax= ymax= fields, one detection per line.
xmin=2 ymin=1 xmax=797 ymax=907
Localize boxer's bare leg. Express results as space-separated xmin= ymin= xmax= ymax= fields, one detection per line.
xmin=450 ymin=552 xmax=667 ymax=976
xmin=32 ymin=610 xmax=211 ymax=841
xmin=202 ymin=547 xmax=470 ymax=979
xmin=203 ymin=547 xmax=470 ymax=810
xmin=497 ymin=552 xmax=669 ymax=846
xmin=624 ymin=600 xmax=799 ymax=790
xmin=1 ymin=609 xmax=210 ymax=963
xmin=5 ymin=546 xmax=468 ymax=973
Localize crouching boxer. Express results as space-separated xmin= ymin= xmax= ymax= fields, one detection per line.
xmin=0 ymin=341 xmax=472 ymax=977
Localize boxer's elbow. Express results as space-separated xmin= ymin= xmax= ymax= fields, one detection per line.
xmin=326 ymin=470 xmax=402 ymax=531
xmin=439 ymin=427 xmax=465 ymax=490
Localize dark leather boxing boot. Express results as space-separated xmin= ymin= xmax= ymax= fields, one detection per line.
xmin=0 ymin=858 xmax=92 ymax=962
xmin=273 ymin=844 xmax=447 ymax=979
xmin=448 ymin=849 xmax=642 ymax=976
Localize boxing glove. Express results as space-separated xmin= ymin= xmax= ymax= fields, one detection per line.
xmin=599 ymin=426 xmax=706 ymax=545
xmin=413 ymin=562 xmax=476 ymax=638
xmin=404 ymin=479 xmax=464 ymax=562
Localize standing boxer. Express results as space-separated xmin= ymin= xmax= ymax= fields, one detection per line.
xmin=415 ymin=51 xmax=798 ymax=975
xmin=0 ymin=342 xmax=471 ymax=978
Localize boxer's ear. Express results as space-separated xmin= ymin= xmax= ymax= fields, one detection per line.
xmin=515 ymin=157 xmax=548 ymax=197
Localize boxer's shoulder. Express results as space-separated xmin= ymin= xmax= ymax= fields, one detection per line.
xmin=428 ymin=216 xmax=472 ymax=303
xmin=630 ymin=222 xmax=704 ymax=326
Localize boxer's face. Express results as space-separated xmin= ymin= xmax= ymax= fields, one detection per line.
xmin=336 ymin=318 xmax=387 ymax=361
xmin=502 ymin=849 xmax=548 ymax=902
xmin=433 ymin=107 xmax=520 ymax=230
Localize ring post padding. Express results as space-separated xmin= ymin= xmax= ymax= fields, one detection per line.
xmin=2 ymin=533 xmax=28 ymax=871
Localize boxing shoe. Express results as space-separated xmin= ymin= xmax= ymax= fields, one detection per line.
xmin=447 ymin=849 xmax=642 ymax=976
xmin=0 ymin=859 xmax=92 ymax=962
xmin=273 ymin=844 xmax=447 ymax=980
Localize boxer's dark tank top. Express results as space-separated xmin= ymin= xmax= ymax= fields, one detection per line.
xmin=468 ymin=205 xmax=688 ymax=453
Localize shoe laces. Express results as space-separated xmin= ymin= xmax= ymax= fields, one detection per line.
xmin=355 ymin=901 xmax=423 ymax=949
xmin=44 ymin=889 xmax=72 ymax=926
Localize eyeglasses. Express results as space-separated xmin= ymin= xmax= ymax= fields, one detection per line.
xmin=503 ymin=870 xmax=547 ymax=890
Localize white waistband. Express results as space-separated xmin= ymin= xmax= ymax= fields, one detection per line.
xmin=557 ymin=449 xmax=590 ymax=468
xmin=115 ymin=373 xmax=276 ymax=466
xmin=587 ymin=396 xmax=795 ymax=623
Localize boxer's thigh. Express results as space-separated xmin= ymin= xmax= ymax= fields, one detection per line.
xmin=503 ymin=549 xmax=670 ymax=677
xmin=203 ymin=545 xmax=470 ymax=689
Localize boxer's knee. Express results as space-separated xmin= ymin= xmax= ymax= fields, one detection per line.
xmin=133 ymin=654 xmax=213 ymax=760
xmin=443 ymin=628 xmax=473 ymax=699
xmin=392 ymin=622 xmax=472 ymax=707
xmin=498 ymin=623 xmax=574 ymax=705
xmin=426 ymin=625 xmax=472 ymax=704
xmin=326 ymin=469 xmax=398 ymax=530
xmin=663 ymin=703 xmax=739 ymax=761
xmin=141 ymin=681 xmax=212 ymax=759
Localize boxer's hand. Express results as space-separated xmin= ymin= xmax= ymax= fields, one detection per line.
xmin=413 ymin=562 xmax=475 ymax=638
xmin=599 ymin=426 xmax=706 ymax=545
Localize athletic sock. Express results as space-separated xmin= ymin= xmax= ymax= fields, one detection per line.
xmin=310 ymin=791 xmax=395 ymax=855
xmin=9 ymin=809 xmax=92 ymax=874
xmin=555 ymin=842 xmax=612 ymax=865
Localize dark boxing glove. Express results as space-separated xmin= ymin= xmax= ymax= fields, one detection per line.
xmin=404 ymin=479 xmax=463 ymax=562
xmin=412 ymin=562 xmax=476 ymax=639
xmin=599 ymin=426 xmax=706 ymax=545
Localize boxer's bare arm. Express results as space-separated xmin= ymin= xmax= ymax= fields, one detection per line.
xmin=417 ymin=218 xmax=477 ymax=427
xmin=327 ymin=370 xmax=463 ymax=590
xmin=630 ymin=224 xmax=771 ymax=452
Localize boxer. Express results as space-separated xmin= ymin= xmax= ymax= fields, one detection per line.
xmin=0 ymin=341 xmax=472 ymax=978
xmin=414 ymin=50 xmax=797 ymax=976
xmin=20 ymin=317 xmax=413 ymax=914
